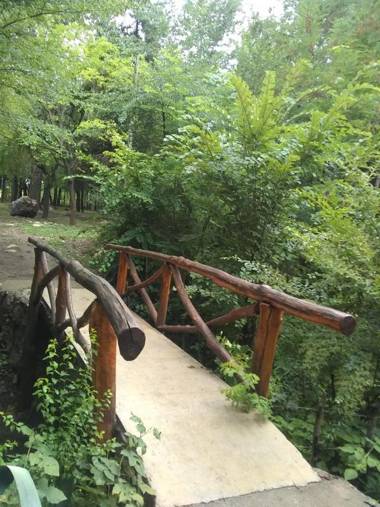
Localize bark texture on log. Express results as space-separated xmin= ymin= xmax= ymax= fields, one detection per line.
xmin=107 ymin=244 xmax=355 ymax=335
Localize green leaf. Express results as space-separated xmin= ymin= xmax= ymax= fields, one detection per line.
xmin=344 ymin=468 xmax=358 ymax=481
xmin=37 ymin=479 xmax=67 ymax=504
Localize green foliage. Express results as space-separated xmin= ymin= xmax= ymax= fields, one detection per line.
xmin=0 ymin=0 xmax=379 ymax=501
xmin=217 ymin=337 xmax=271 ymax=416
xmin=0 ymin=338 xmax=154 ymax=506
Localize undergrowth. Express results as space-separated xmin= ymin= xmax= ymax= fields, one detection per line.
xmin=0 ymin=337 xmax=157 ymax=506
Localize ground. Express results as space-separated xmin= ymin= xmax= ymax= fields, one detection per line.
xmin=0 ymin=202 xmax=101 ymax=287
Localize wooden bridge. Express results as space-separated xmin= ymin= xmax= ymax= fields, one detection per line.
xmin=21 ymin=238 xmax=369 ymax=507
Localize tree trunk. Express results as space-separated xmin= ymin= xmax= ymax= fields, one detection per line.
xmin=42 ymin=178 xmax=51 ymax=219
xmin=311 ymin=404 xmax=324 ymax=465
xmin=11 ymin=176 xmax=18 ymax=201
xmin=0 ymin=176 xmax=7 ymax=202
xmin=69 ymin=178 xmax=76 ymax=225
xmin=30 ymin=167 xmax=42 ymax=203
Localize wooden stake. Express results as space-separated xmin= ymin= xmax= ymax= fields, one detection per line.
xmin=90 ymin=302 xmax=117 ymax=440
xmin=252 ymin=303 xmax=284 ymax=397
xmin=116 ymin=252 xmax=128 ymax=295
xmin=157 ymin=264 xmax=172 ymax=326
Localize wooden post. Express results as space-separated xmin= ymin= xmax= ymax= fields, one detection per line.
xmin=252 ymin=303 xmax=284 ymax=397
xmin=157 ymin=264 xmax=172 ymax=326
xmin=89 ymin=301 xmax=117 ymax=440
xmin=55 ymin=266 xmax=67 ymax=339
xmin=116 ymin=252 xmax=128 ymax=295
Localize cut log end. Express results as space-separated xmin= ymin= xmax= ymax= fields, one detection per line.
xmin=341 ymin=315 xmax=356 ymax=336
xmin=118 ymin=327 xmax=146 ymax=361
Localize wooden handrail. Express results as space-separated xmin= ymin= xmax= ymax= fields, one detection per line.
xmin=28 ymin=238 xmax=146 ymax=361
xmin=107 ymin=243 xmax=357 ymax=398
xmin=107 ymin=244 xmax=356 ymax=335
xmin=27 ymin=238 xmax=148 ymax=440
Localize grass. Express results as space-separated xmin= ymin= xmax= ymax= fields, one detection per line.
xmin=0 ymin=202 xmax=105 ymax=265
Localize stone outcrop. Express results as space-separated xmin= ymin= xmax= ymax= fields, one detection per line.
xmin=10 ymin=196 xmax=39 ymax=218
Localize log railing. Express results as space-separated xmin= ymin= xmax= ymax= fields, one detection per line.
xmin=107 ymin=244 xmax=356 ymax=397
xmin=26 ymin=238 xmax=146 ymax=438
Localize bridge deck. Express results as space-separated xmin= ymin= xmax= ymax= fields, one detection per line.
xmin=1 ymin=281 xmax=320 ymax=506
xmin=116 ymin=314 xmax=319 ymax=507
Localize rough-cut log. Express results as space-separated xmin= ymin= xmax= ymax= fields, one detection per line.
xmin=116 ymin=252 xmax=128 ymax=295
xmin=28 ymin=238 xmax=145 ymax=361
xmin=33 ymin=265 xmax=60 ymax=306
xmin=125 ymin=265 xmax=164 ymax=293
xmin=65 ymin=272 xmax=91 ymax=355
xmin=127 ymin=256 xmax=158 ymax=324
xmin=89 ymin=302 xmax=116 ymax=440
xmin=170 ymin=266 xmax=231 ymax=363
xmin=158 ymin=304 xmax=259 ymax=334
xmin=40 ymin=252 xmax=56 ymax=322
xmin=57 ymin=300 xmax=96 ymax=334
xmin=55 ymin=266 xmax=67 ymax=332
xmin=252 ymin=303 xmax=284 ymax=397
xmin=107 ymin=245 xmax=355 ymax=335
xmin=157 ymin=264 xmax=172 ymax=326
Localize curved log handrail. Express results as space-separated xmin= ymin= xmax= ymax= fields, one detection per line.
xmin=107 ymin=244 xmax=356 ymax=335
xmin=28 ymin=237 xmax=145 ymax=361
xmin=33 ymin=265 xmax=60 ymax=305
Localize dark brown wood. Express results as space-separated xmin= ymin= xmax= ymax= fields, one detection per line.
xmin=253 ymin=303 xmax=284 ymax=397
xmin=116 ymin=252 xmax=128 ymax=295
xmin=65 ymin=272 xmax=91 ymax=355
xmin=55 ymin=265 xmax=67 ymax=331
xmin=107 ymin=244 xmax=355 ymax=335
xmin=125 ymin=265 xmax=164 ymax=293
xmin=32 ymin=265 xmax=60 ymax=306
xmin=28 ymin=238 xmax=145 ymax=361
xmin=30 ymin=248 xmax=44 ymax=303
xmin=158 ymin=304 xmax=259 ymax=334
xmin=127 ymin=256 xmax=158 ymax=324
xmin=170 ymin=266 xmax=231 ymax=363
xmin=57 ymin=300 xmax=96 ymax=334
xmin=89 ymin=302 xmax=117 ymax=440
xmin=157 ymin=264 xmax=172 ymax=326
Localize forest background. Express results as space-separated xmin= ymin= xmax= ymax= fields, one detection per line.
xmin=0 ymin=0 xmax=379 ymax=500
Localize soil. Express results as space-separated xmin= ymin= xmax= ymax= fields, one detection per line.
xmin=0 ymin=204 xmax=100 ymax=291
xmin=0 ymin=215 xmax=35 ymax=288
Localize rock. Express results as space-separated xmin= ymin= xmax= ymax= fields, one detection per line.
xmin=10 ymin=196 xmax=39 ymax=218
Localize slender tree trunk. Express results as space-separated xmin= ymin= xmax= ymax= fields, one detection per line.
xmin=0 ymin=176 xmax=6 ymax=202
xmin=42 ymin=178 xmax=51 ymax=219
xmin=30 ymin=167 xmax=42 ymax=203
xmin=311 ymin=404 xmax=324 ymax=465
xmin=69 ymin=178 xmax=76 ymax=225
xmin=57 ymin=188 xmax=62 ymax=207
xmin=11 ymin=176 xmax=18 ymax=201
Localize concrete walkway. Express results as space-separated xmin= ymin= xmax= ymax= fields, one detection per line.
xmin=116 ymin=315 xmax=320 ymax=507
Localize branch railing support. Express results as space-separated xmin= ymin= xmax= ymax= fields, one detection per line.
xmin=24 ymin=238 xmax=146 ymax=436
xmin=90 ymin=301 xmax=117 ymax=440
xmin=111 ymin=244 xmax=356 ymax=398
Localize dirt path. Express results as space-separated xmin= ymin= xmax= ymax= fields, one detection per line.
xmin=0 ymin=204 xmax=100 ymax=292
xmin=0 ymin=217 xmax=35 ymax=290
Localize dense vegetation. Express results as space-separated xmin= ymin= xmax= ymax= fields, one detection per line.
xmin=0 ymin=0 xmax=379 ymax=501
xmin=0 ymin=337 xmax=155 ymax=506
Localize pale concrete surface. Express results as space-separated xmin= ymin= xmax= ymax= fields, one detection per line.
xmin=116 ymin=315 xmax=320 ymax=507
xmin=187 ymin=476 xmax=378 ymax=507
